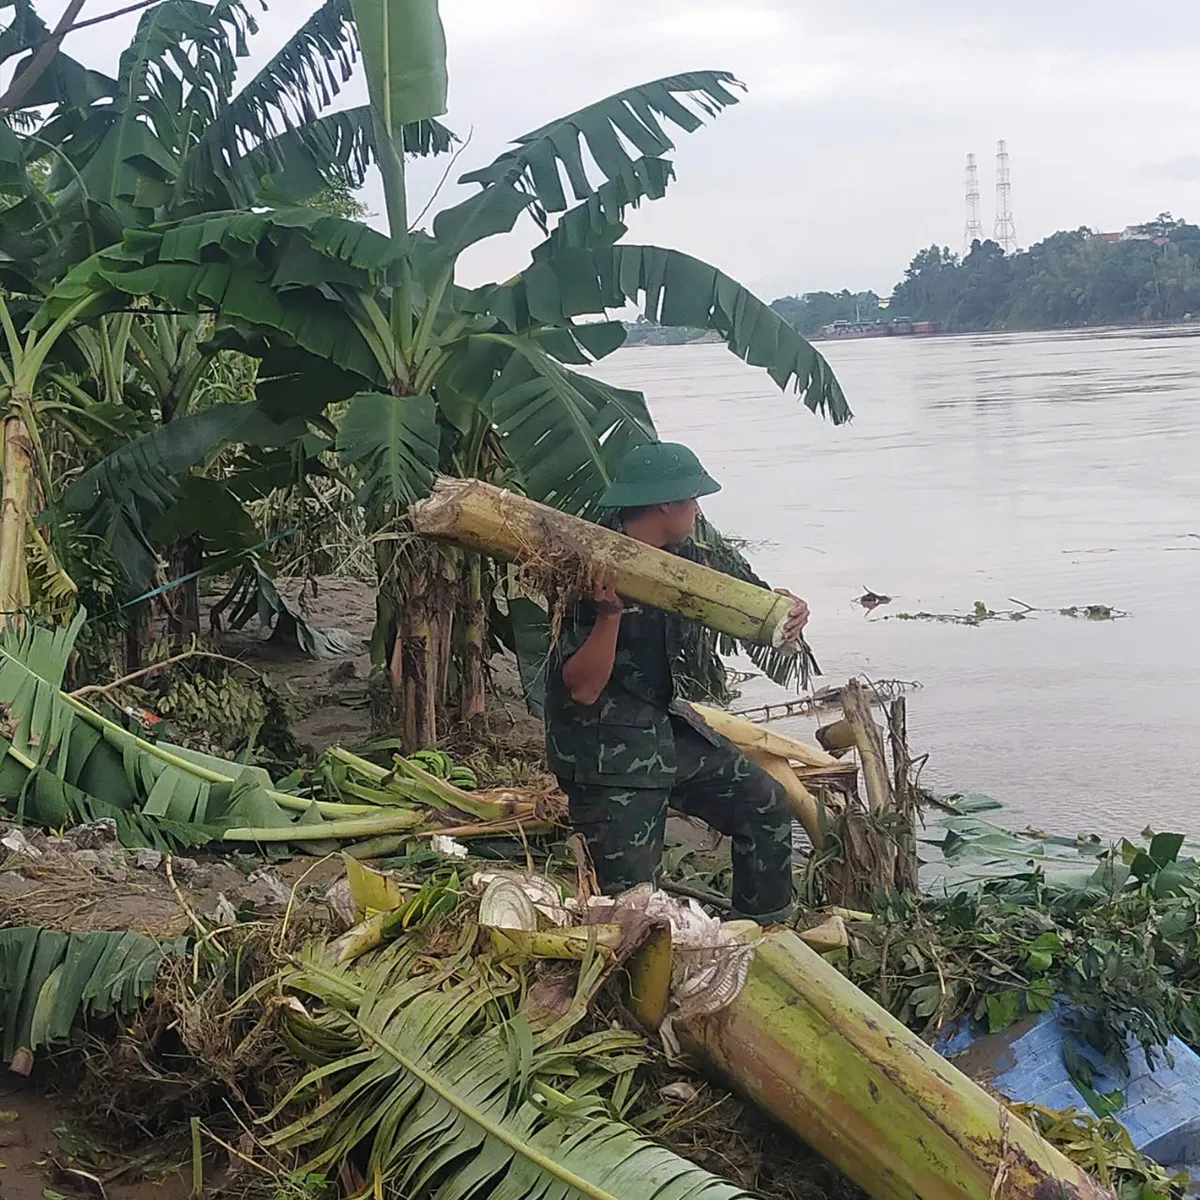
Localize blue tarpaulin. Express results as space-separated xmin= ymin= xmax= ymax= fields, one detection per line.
xmin=935 ymin=1008 xmax=1200 ymax=1177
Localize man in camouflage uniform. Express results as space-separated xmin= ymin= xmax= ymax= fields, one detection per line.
xmin=545 ymin=442 xmax=810 ymax=924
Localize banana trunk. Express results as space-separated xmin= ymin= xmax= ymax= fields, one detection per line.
xmin=688 ymin=703 xmax=838 ymax=768
xmin=409 ymin=477 xmax=796 ymax=649
xmin=679 ymin=930 xmax=1113 ymax=1200
xmin=0 ymin=413 xmax=35 ymax=626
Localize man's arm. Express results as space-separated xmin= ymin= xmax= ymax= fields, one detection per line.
xmin=561 ymin=581 xmax=623 ymax=705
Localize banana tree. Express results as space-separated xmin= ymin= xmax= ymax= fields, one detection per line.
xmin=39 ymin=1 xmax=851 ymax=747
xmin=0 ymin=284 xmax=119 ymax=625
xmin=0 ymin=0 xmax=457 ymax=644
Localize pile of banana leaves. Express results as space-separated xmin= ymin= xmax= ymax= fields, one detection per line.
xmin=268 ymin=935 xmax=755 ymax=1200
xmin=0 ymin=613 xmax=547 ymax=852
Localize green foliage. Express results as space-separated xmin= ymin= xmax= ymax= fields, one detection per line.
xmin=0 ymin=611 xmax=283 ymax=847
xmin=15 ymin=1 xmax=852 ymax=736
xmin=475 ymin=244 xmax=850 ymax=426
xmin=851 ymin=217 xmax=1200 ymax=332
xmin=267 ymin=935 xmax=755 ymax=1200
xmin=336 ymin=392 xmax=440 ymax=517
xmin=620 ymin=316 xmax=715 ymax=346
xmin=0 ymin=926 xmax=186 ymax=1068
xmin=770 ymin=291 xmax=886 ymax=338
xmin=480 ymin=334 xmax=657 ymax=516
xmin=61 ymin=399 xmax=306 ymax=593
xmin=349 ymin=0 xmax=448 ymax=132
xmin=210 ymin=554 xmax=360 ymax=661
xmin=461 ymin=72 xmax=743 ymax=237
xmin=0 ymin=0 xmax=461 ymax=644
xmin=0 ymin=611 xmax=541 ymax=849
xmin=1013 ymin=1104 xmax=1187 ymax=1200
xmin=849 ymin=832 xmax=1200 ymax=1113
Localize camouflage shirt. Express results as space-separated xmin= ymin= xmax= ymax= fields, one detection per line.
xmin=544 ymin=531 xmax=769 ymax=788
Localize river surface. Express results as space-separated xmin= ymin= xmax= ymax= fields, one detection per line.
xmin=593 ymin=328 xmax=1200 ymax=840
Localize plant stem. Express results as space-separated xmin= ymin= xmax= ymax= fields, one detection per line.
xmin=459 ymin=552 xmax=486 ymax=723
xmin=0 ymin=413 xmax=35 ymax=625
xmin=0 ymin=0 xmax=86 ymax=113
xmin=372 ymin=110 xmax=408 ymax=239
xmin=68 ymin=649 xmax=260 ymax=698
xmin=225 ymin=811 xmax=427 ymax=842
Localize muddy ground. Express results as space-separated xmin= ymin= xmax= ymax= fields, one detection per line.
xmin=0 ymin=1086 xmax=185 ymax=1200
xmin=206 ymin=575 xmax=543 ymax=756
xmin=0 ymin=820 xmax=349 ymax=1199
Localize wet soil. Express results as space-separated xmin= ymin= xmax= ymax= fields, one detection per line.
xmin=0 ymin=1081 xmax=189 ymax=1200
xmin=203 ymin=574 xmax=544 ymax=756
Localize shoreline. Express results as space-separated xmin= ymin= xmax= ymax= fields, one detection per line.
xmin=617 ymin=319 xmax=1200 ymax=350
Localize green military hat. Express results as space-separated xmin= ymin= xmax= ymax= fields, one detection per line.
xmin=599 ymin=441 xmax=722 ymax=508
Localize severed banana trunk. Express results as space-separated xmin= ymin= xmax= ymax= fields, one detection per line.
xmin=688 ymin=703 xmax=838 ymax=767
xmin=680 ymin=931 xmax=1114 ymax=1200
xmin=409 ymin=476 xmax=796 ymax=649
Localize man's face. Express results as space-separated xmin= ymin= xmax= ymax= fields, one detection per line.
xmin=661 ymin=497 xmax=700 ymax=543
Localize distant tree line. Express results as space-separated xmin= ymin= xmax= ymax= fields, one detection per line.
xmin=770 ymin=214 xmax=1200 ymax=336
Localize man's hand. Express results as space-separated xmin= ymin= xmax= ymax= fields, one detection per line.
xmin=774 ymin=588 xmax=810 ymax=646
xmin=592 ymin=571 xmax=623 ymax=617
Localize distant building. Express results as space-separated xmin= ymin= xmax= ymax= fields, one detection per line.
xmin=818 ymin=317 xmax=938 ymax=340
xmin=1097 ymin=228 xmax=1170 ymax=246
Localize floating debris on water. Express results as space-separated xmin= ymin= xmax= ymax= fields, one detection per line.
xmin=856 ymin=586 xmax=892 ymax=611
xmin=888 ymin=598 xmax=1130 ymax=625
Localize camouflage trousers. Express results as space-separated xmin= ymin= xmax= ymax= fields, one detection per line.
xmin=561 ymin=719 xmax=794 ymax=923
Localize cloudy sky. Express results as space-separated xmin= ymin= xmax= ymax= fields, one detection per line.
xmin=29 ymin=0 xmax=1200 ymax=301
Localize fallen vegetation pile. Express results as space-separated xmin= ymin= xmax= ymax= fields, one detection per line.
xmin=0 ymin=802 xmax=1192 ymax=1200
xmin=1 ymin=613 xmax=1189 ymax=1198
xmin=849 ymin=831 xmax=1200 ymax=1111
xmin=0 ymin=614 xmax=562 ymax=856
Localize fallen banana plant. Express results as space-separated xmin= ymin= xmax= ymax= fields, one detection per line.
xmin=330 ymin=868 xmax=464 ymax=962
xmin=269 ymin=937 xmax=754 ymax=1200
xmin=680 ymin=930 xmax=1115 ymax=1200
xmin=0 ymin=614 xmax=555 ymax=851
xmin=688 ymin=703 xmax=842 ymax=849
xmin=0 ymin=926 xmax=185 ymax=1074
xmin=477 ymin=878 xmax=625 ymax=960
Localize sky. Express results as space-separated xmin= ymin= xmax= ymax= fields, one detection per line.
xmin=26 ymin=0 xmax=1200 ymax=301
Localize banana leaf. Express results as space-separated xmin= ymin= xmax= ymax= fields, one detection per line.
xmin=0 ymin=614 xmax=485 ymax=849
xmin=0 ymin=926 xmax=185 ymax=1071
xmin=349 ymin=0 xmax=447 ymax=134
xmin=267 ymin=940 xmax=753 ymax=1200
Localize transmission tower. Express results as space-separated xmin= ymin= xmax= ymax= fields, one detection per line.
xmin=993 ymin=139 xmax=1017 ymax=253
xmin=963 ymin=153 xmax=983 ymax=254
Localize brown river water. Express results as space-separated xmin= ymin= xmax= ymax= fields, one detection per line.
xmin=593 ymin=328 xmax=1200 ymax=840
